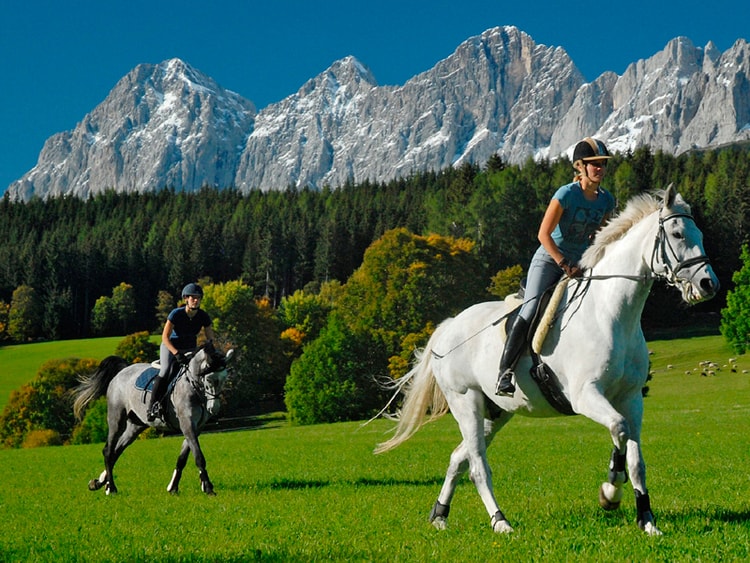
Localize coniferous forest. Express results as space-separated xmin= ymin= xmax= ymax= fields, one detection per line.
xmin=1 ymin=145 xmax=749 ymax=343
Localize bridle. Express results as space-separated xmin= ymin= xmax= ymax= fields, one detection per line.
xmin=649 ymin=211 xmax=712 ymax=289
xmin=179 ymin=348 xmax=227 ymax=407
xmin=562 ymin=209 xmax=711 ymax=321
xmin=582 ymin=209 xmax=711 ymax=286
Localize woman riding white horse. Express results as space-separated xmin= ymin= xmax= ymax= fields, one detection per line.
xmin=376 ymin=185 xmax=719 ymax=536
xmin=496 ymin=137 xmax=615 ymax=396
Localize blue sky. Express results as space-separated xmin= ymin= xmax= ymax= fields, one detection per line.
xmin=1 ymin=0 xmax=747 ymax=193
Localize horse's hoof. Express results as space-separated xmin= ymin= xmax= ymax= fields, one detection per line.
xmin=88 ymin=479 xmax=103 ymax=491
xmin=642 ymin=521 xmax=663 ymax=536
xmin=598 ymin=483 xmax=622 ymax=510
xmin=492 ymin=519 xmax=514 ymax=534
xmin=431 ymin=516 xmax=447 ymax=530
xmin=491 ymin=511 xmax=514 ymax=533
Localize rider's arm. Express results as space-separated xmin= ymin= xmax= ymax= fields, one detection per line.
xmin=537 ymin=198 xmax=566 ymax=265
xmin=161 ymin=319 xmax=178 ymax=355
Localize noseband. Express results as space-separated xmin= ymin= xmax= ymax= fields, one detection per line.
xmin=650 ymin=211 xmax=712 ymax=288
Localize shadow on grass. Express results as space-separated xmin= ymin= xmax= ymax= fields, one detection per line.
xmin=661 ymin=505 xmax=750 ymax=525
xmin=254 ymin=475 xmax=446 ymax=491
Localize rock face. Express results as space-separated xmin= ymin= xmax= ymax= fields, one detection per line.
xmin=9 ymin=59 xmax=256 ymax=200
xmin=7 ymin=27 xmax=750 ymax=200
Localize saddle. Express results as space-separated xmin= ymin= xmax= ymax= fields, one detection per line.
xmin=502 ymin=277 xmax=575 ymax=416
xmin=135 ymin=360 xmax=183 ymax=404
xmin=501 ymin=277 xmax=569 ymax=351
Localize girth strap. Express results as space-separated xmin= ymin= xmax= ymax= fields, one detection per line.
xmin=529 ymin=351 xmax=576 ymax=416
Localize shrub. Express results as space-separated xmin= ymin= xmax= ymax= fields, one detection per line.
xmin=70 ymin=396 xmax=109 ymax=444
xmin=0 ymin=357 xmax=98 ymax=448
xmin=22 ymin=429 xmax=63 ymax=448
xmin=115 ymin=331 xmax=159 ymax=364
xmin=721 ymin=244 xmax=750 ymax=354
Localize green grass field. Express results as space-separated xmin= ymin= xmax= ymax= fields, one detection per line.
xmin=0 ymin=335 xmax=748 ymax=561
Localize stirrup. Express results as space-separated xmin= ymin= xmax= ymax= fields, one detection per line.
xmin=495 ymin=369 xmax=515 ymax=396
xmin=147 ymin=402 xmax=163 ymax=421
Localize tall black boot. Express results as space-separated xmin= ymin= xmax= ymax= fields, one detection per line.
xmin=495 ymin=316 xmax=529 ymax=396
xmin=147 ymin=375 xmax=165 ymax=421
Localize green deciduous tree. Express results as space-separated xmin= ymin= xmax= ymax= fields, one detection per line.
xmin=114 ymin=331 xmax=159 ymax=363
xmin=286 ymin=228 xmax=489 ymax=425
xmin=8 ymin=285 xmax=42 ymax=342
xmin=284 ymin=314 xmax=387 ymax=425
xmin=202 ymin=281 xmax=292 ymax=413
xmin=488 ymin=264 xmax=525 ymax=299
xmin=721 ymin=244 xmax=750 ymax=354
xmin=91 ymin=282 xmax=137 ymax=336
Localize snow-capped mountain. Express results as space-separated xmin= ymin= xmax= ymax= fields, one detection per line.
xmin=9 ymin=59 xmax=256 ymax=200
xmin=7 ymin=26 xmax=750 ymax=200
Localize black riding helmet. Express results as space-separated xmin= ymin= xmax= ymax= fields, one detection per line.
xmin=573 ymin=137 xmax=612 ymax=164
xmin=182 ymin=283 xmax=204 ymax=298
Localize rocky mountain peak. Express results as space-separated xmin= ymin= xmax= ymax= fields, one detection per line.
xmin=7 ymin=27 xmax=750 ymax=200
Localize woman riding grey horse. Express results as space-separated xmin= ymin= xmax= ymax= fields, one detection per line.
xmin=74 ymin=341 xmax=234 ymax=495
xmin=148 ymin=282 xmax=215 ymax=421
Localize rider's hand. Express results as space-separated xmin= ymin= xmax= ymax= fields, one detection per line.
xmin=558 ymin=258 xmax=583 ymax=278
xmin=564 ymin=264 xmax=583 ymax=278
xmin=175 ymin=352 xmax=189 ymax=366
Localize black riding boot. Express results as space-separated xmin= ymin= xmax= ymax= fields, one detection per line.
xmin=495 ymin=316 xmax=529 ymax=396
xmin=147 ymin=375 xmax=165 ymax=421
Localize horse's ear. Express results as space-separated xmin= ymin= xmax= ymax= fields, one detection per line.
xmin=664 ymin=183 xmax=676 ymax=208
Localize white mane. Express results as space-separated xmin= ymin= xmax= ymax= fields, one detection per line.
xmin=580 ymin=191 xmax=691 ymax=269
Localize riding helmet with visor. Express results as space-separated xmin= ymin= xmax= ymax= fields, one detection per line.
xmin=573 ymin=137 xmax=612 ymax=165
xmin=182 ymin=283 xmax=204 ymax=299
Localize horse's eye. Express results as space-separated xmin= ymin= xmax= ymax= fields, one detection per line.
xmin=672 ymin=230 xmax=684 ymax=240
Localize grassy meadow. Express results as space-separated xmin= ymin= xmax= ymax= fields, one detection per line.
xmin=0 ymin=335 xmax=749 ymax=561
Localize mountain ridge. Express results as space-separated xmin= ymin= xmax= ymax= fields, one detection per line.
xmin=8 ymin=26 xmax=750 ymax=200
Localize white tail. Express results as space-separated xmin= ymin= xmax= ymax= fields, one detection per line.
xmin=374 ymin=323 xmax=450 ymax=454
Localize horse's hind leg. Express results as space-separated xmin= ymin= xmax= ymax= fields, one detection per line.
xmin=431 ymin=391 xmax=513 ymax=533
xmin=97 ymin=413 xmax=144 ymax=495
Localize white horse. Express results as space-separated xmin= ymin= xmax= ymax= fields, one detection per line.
xmin=375 ymin=186 xmax=719 ymax=535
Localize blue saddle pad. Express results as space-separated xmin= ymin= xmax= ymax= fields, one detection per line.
xmin=135 ymin=367 xmax=160 ymax=391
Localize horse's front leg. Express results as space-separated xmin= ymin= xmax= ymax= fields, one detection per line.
xmin=626 ymin=433 xmax=661 ymax=535
xmin=599 ymin=446 xmax=628 ymax=510
xmin=167 ymin=438 xmax=192 ymax=494
xmin=577 ymin=387 xmax=662 ymax=535
xmin=178 ymin=415 xmax=215 ymax=495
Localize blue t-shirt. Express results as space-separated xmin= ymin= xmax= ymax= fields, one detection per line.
xmin=167 ymin=306 xmax=211 ymax=350
xmin=551 ymin=182 xmax=615 ymax=262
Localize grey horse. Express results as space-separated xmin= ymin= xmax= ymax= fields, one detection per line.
xmin=73 ymin=342 xmax=234 ymax=495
